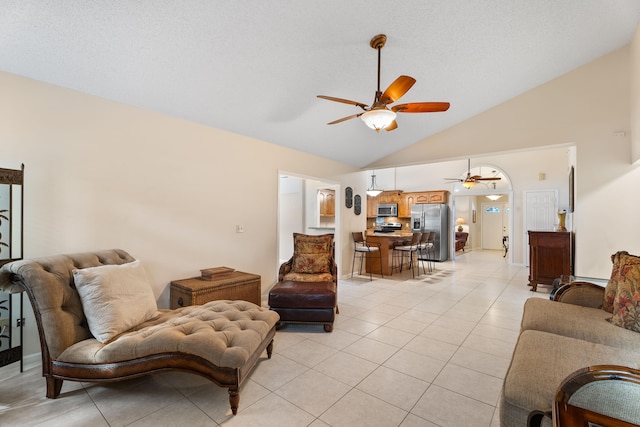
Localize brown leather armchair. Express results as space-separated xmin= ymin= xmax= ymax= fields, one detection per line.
xmin=268 ymin=233 xmax=338 ymax=332
xmin=455 ymin=231 xmax=468 ymax=251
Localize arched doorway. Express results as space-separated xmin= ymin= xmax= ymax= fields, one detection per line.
xmin=450 ymin=164 xmax=513 ymax=261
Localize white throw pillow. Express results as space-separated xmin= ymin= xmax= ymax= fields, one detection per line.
xmin=73 ymin=260 xmax=158 ymax=343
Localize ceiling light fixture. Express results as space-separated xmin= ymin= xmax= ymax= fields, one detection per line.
xmin=486 ymin=194 xmax=502 ymax=201
xmin=361 ymin=109 xmax=396 ymax=132
xmin=366 ymin=171 xmax=383 ymax=197
xmin=461 ymin=179 xmax=475 ymax=189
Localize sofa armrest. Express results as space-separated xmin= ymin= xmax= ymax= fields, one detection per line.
xmin=553 ymin=281 xmax=605 ymax=308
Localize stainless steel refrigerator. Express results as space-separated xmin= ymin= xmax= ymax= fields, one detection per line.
xmin=411 ymin=203 xmax=449 ymax=262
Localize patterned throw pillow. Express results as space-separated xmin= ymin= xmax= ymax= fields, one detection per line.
xmin=603 ymin=251 xmax=629 ymax=313
xmin=293 ymin=253 xmax=332 ymax=274
xmin=293 ymin=233 xmax=333 ymax=255
xmin=609 ymin=252 xmax=640 ymax=332
xmin=291 ymin=233 xmax=333 ymax=274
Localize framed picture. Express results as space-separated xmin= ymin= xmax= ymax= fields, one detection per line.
xmin=569 ymin=166 xmax=574 ymax=213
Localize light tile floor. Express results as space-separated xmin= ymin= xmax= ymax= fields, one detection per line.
xmin=0 ymin=250 xmax=552 ymax=427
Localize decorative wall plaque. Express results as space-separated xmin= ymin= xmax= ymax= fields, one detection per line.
xmin=354 ymin=194 xmax=361 ymax=215
xmin=345 ymin=187 xmax=353 ymax=208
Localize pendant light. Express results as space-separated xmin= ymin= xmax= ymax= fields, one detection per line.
xmin=366 ymin=171 xmax=383 ymax=196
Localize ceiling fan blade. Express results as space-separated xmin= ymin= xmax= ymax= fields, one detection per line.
xmin=444 ymin=178 xmax=462 ymax=182
xmin=327 ymin=113 xmax=362 ymax=125
xmin=475 ymin=177 xmax=502 ymax=181
xmin=384 ymin=120 xmax=398 ymax=131
xmin=380 ymin=75 xmax=416 ymax=105
xmin=317 ymin=95 xmax=368 ymax=110
xmin=393 ymin=102 xmax=450 ymax=113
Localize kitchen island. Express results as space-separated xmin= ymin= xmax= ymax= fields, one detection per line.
xmin=364 ymin=231 xmax=414 ymax=276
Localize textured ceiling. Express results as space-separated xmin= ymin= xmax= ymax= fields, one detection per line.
xmin=1 ymin=1 xmax=639 ymax=168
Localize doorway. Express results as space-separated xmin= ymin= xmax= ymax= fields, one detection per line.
xmin=277 ymin=171 xmax=340 ymax=274
xmin=523 ymin=189 xmax=558 ymax=266
xmin=481 ymin=201 xmax=509 ymax=250
xmin=450 ymin=163 xmax=512 ymax=261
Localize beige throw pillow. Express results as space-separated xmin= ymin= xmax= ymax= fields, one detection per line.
xmin=73 ymin=260 xmax=158 ymax=343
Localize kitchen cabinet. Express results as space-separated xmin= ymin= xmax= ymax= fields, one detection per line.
xmin=528 ymin=231 xmax=572 ymax=292
xmin=427 ymin=191 xmax=447 ymax=203
xmin=366 ymin=195 xmax=377 ymax=218
xmin=366 ymin=190 xmax=449 ymax=218
xmin=318 ymin=189 xmax=335 ymax=216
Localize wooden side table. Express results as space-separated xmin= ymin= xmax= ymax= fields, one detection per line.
xmin=528 ymin=231 xmax=572 ymax=292
xmin=170 ymin=271 xmax=261 ymax=309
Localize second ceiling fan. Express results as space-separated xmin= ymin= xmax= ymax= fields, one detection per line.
xmin=317 ymin=34 xmax=450 ymax=132
xmin=445 ymin=159 xmax=502 ymax=189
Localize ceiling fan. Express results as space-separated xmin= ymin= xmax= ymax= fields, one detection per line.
xmin=317 ymin=34 xmax=450 ymax=132
xmin=445 ymin=159 xmax=502 ymax=189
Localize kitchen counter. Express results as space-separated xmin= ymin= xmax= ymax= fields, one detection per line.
xmin=366 ymin=231 xmax=413 ymax=237
xmin=364 ymin=233 xmax=414 ymax=276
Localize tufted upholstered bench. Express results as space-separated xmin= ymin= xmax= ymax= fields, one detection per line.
xmin=0 ymin=249 xmax=279 ymax=415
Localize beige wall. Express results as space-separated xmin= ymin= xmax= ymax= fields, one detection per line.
xmin=0 ymin=71 xmax=357 ymax=356
xmin=632 ymin=25 xmax=640 ymax=163
xmin=369 ymin=41 xmax=640 ymax=278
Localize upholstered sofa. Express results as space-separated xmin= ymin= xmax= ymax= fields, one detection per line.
xmin=0 ymin=249 xmax=279 ymax=415
xmin=455 ymin=232 xmax=468 ymax=252
xmin=501 ymin=251 xmax=640 ymax=426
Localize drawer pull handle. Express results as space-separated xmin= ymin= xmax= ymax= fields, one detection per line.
xmin=178 ymin=297 xmax=184 ymax=307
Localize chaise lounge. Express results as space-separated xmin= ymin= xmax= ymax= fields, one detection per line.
xmin=0 ymin=249 xmax=280 ymax=415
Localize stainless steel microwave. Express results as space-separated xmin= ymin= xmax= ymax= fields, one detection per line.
xmin=377 ymin=203 xmax=398 ymax=217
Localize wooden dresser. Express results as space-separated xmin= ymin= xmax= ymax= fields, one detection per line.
xmin=528 ymin=231 xmax=572 ymax=292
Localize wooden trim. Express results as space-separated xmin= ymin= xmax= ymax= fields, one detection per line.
xmin=552 ymin=281 xmax=604 ymax=302
xmin=554 ymin=365 xmax=640 ymax=427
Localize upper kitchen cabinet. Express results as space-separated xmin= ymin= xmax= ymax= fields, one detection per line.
xmin=367 ymin=190 xmax=449 ymax=218
xmin=427 ymin=191 xmax=447 ymax=204
xmin=400 ymin=192 xmax=433 ymax=217
xmin=366 ymin=195 xmax=377 ymax=218
xmin=318 ymin=189 xmax=335 ymax=217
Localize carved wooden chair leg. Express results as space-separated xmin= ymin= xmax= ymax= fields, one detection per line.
xmin=46 ymin=376 xmax=64 ymax=398
xmin=228 ymin=388 xmax=240 ymax=415
xmin=266 ymin=340 xmax=274 ymax=359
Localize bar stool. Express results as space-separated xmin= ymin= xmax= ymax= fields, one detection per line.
xmin=351 ymin=232 xmax=383 ymax=280
xmin=417 ymin=232 xmax=431 ymax=274
xmin=426 ymin=231 xmax=436 ymax=272
xmin=392 ymin=232 xmax=421 ymax=278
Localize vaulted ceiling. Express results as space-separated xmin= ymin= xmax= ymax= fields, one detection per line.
xmin=1 ymin=1 xmax=639 ymax=168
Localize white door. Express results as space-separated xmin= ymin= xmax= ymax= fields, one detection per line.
xmin=481 ymin=202 xmax=507 ymax=250
xmin=523 ymin=190 xmax=558 ymax=266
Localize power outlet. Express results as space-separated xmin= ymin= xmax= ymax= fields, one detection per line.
xmin=236 ymin=225 xmax=244 ymax=233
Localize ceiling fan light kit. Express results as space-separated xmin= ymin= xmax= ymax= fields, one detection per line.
xmin=317 ymin=34 xmax=449 ymax=132
xmin=361 ymin=109 xmax=397 ymax=132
